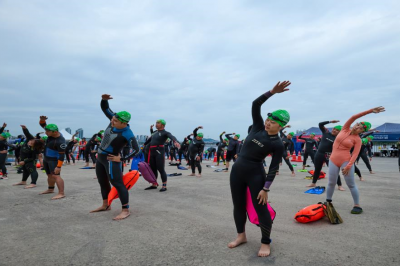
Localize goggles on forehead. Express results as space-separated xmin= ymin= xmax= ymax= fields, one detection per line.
xmin=114 ymin=113 xmax=129 ymax=123
xmin=267 ymin=113 xmax=285 ymax=124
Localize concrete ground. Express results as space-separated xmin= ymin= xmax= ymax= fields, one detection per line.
xmin=0 ymin=157 xmax=399 ymax=266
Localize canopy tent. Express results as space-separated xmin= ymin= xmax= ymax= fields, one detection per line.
xmin=59 ymin=129 xmax=73 ymax=140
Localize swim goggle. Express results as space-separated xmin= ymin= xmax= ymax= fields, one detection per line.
xmin=267 ymin=113 xmax=285 ymax=124
xmin=114 ymin=113 xmax=129 ymax=123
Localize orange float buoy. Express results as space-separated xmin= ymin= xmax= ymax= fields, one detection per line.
xmin=107 ymin=170 xmax=140 ymax=206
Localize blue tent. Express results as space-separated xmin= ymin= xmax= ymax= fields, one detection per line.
xmin=371 ymin=123 xmax=400 ymax=142
xmin=374 ymin=123 xmax=400 ymax=133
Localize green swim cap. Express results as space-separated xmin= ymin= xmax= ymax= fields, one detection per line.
xmin=96 ymin=137 xmax=102 ymax=141
xmin=75 ymin=138 xmax=80 ymax=142
xmin=224 ymin=138 xmax=228 ymax=142
xmin=115 ymin=111 xmax=131 ymax=123
xmin=367 ymin=136 xmax=374 ymax=140
xmin=45 ymin=124 xmax=58 ymax=132
xmin=334 ymin=125 xmax=343 ymax=131
xmin=41 ymin=136 xmax=48 ymax=141
xmin=197 ymin=133 xmax=204 ymax=138
xmin=99 ymin=130 xmax=105 ymax=134
xmin=361 ymin=121 xmax=371 ymax=132
xmin=362 ymin=138 xmax=368 ymax=145
xmin=235 ymin=134 xmax=240 ymax=139
xmin=268 ymin=110 xmax=290 ymax=127
xmin=288 ymin=132 xmax=295 ymax=136
xmin=157 ymin=119 xmax=166 ymax=126
xmin=1 ymin=132 xmax=9 ymax=139
xmin=310 ymin=133 xmax=316 ymax=136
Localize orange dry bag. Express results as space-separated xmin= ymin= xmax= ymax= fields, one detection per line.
xmin=308 ymin=170 xmax=326 ymax=179
xmin=294 ymin=203 xmax=326 ymax=223
xmin=107 ymin=170 xmax=140 ymax=206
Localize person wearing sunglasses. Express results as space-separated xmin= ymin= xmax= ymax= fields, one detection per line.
xmin=39 ymin=117 xmax=67 ymax=200
xmin=326 ymin=106 xmax=385 ymax=215
xmin=306 ymin=121 xmax=344 ymax=190
xmin=90 ymin=94 xmax=139 ymax=220
xmin=143 ymin=119 xmax=180 ymax=192
xmin=298 ymin=132 xmax=319 ymax=170
xmin=228 ymin=81 xmax=290 ymax=257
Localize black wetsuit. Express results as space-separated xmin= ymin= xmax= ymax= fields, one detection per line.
xmin=86 ymin=133 xmax=101 ymax=164
xmin=0 ymin=127 xmax=9 ymax=175
xmin=216 ymin=134 xmax=227 ymax=164
xmin=278 ymin=130 xmax=294 ymax=172
xmin=144 ymin=129 xmax=179 ymax=183
xmin=96 ymin=99 xmax=139 ymax=206
xmin=207 ymin=147 xmax=216 ymax=160
xmin=312 ymin=121 xmax=342 ymax=186
xmin=169 ymin=141 xmax=177 ymax=161
xmin=225 ymin=134 xmax=240 ymax=162
xmin=20 ymin=128 xmax=40 ymax=184
xmin=178 ymin=137 xmax=190 ymax=163
xmin=230 ymin=91 xmax=284 ymax=245
xmin=39 ymin=121 xmax=66 ymax=177
xmin=65 ymin=140 xmax=76 ymax=164
xmin=356 ymin=132 xmax=373 ymax=172
xmin=299 ymin=134 xmax=318 ymax=166
xmin=188 ymin=128 xmax=205 ymax=174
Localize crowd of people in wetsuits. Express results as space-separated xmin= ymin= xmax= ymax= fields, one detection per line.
xmin=0 ymin=81 xmax=393 ymax=257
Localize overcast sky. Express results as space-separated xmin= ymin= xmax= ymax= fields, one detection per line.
xmin=1 ymin=0 xmax=399 ymax=140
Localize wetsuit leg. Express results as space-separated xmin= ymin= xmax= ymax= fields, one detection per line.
xmin=22 ymin=164 xmax=30 ymax=182
xmin=90 ymin=153 xmax=97 ymax=164
xmin=230 ymin=159 xmax=272 ymax=244
xmin=303 ymin=151 xmax=309 ymax=166
xmin=0 ymin=154 xmax=7 ymax=175
xmin=65 ymin=152 xmax=71 ymax=163
xmin=282 ymin=155 xmax=294 ymax=172
xmin=309 ymin=150 xmax=315 ymax=164
xmin=361 ymin=152 xmax=372 ymax=171
xmin=84 ymin=149 xmax=90 ymax=163
xmin=150 ymin=147 xmax=167 ymax=183
xmin=95 ymin=154 xmax=112 ymax=201
xmin=24 ymin=162 xmax=38 ymax=184
xmin=71 ymin=153 xmax=75 ymax=163
xmin=149 ymin=150 xmax=159 ymax=180
xmin=190 ymin=156 xmax=196 ymax=174
xmin=354 ymin=165 xmax=362 ymax=177
xmin=196 ymin=158 xmax=202 ymax=173
xmin=312 ymin=151 xmax=325 ymax=184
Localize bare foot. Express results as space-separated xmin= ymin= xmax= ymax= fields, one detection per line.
xmin=24 ymin=184 xmax=37 ymax=189
xmin=39 ymin=189 xmax=54 ymax=195
xmin=370 ymin=171 xmax=375 ymax=174
xmin=228 ymin=233 xmax=247 ymax=248
xmin=90 ymin=206 xmax=110 ymax=213
xmin=276 ymin=171 xmax=279 ymax=175
xmin=306 ymin=183 xmax=316 ymax=188
xmin=302 ymin=166 xmax=305 ymax=170
xmin=258 ymin=243 xmax=271 ymax=257
xmin=113 ymin=209 xmax=130 ymax=220
xmin=291 ymin=172 xmax=295 ymax=177
xmin=13 ymin=182 xmax=27 ymax=186
xmin=360 ymin=177 xmax=365 ymax=181
xmin=188 ymin=173 xmax=195 ymax=176
xmin=196 ymin=174 xmax=202 ymax=177
xmin=51 ymin=193 xmax=65 ymax=200
xmin=338 ymin=186 xmax=345 ymax=191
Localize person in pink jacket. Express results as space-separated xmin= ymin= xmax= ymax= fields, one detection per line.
xmin=326 ymin=106 xmax=385 ymax=214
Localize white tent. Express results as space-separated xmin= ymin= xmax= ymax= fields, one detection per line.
xmin=59 ymin=129 xmax=73 ymax=140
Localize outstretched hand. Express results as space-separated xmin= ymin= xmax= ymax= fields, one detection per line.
xmin=2 ymin=123 xmax=6 ymax=128
xmin=20 ymin=125 xmax=27 ymax=129
xmin=270 ymin=81 xmax=291 ymax=94
xmin=331 ymin=120 xmax=340 ymax=123
xmin=372 ymin=106 xmax=385 ymax=113
xmin=198 ymin=126 xmax=203 ymax=129
xmin=102 ymin=94 xmax=113 ymax=100
xmin=40 ymin=116 xmax=48 ymax=121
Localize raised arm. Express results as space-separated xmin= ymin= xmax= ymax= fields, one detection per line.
xmin=298 ymin=133 xmax=306 ymax=140
xmin=279 ymin=129 xmax=286 ymax=139
xmin=251 ymin=81 xmax=291 ymax=132
xmin=219 ymin=131 xmax=225 ymax=142
xmin=21 ymin=126 xmax=34 ymax=141
xmin=319 ymin=121 xmax=330 ymax=133
xmin=0 ymin=122 xmax=5 ymax=134
xmin=39 ymin=116 xmax=48 ymax=129
xmin=343 ymin=108 xmax=385 ymax=131
xmin=225 ymin=133 xmax=233 ymax=140
xmin=100 ymin=94 xmax=115 ymax=120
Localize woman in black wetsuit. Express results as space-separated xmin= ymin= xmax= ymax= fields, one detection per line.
xmin=228 ymin=81 xmax=291 ymax=257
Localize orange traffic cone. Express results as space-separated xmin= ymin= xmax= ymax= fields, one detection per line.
xmin=296 ymin=153 xmax=303 ymax=162
xmin=36 ymin=162 xmax=41 ymax=168
xmin=213 ymin=152 xmax=217 ymax=163
xmin=291 ymin=152 xmax=297 ymax=161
